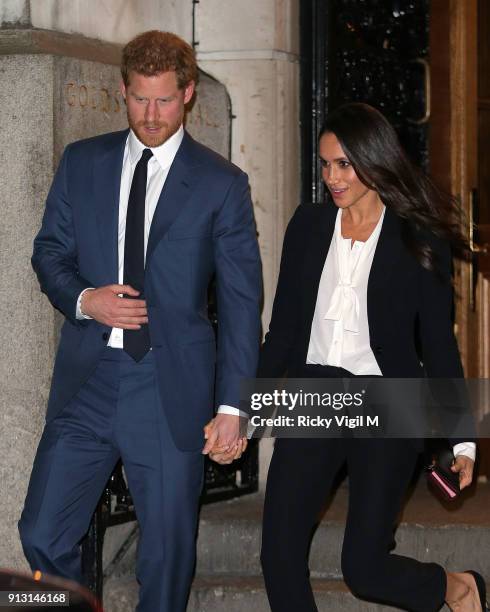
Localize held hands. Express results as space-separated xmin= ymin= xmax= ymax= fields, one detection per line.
xmin=81 ymin=284 xmax=148 ymax=329
xmin=202 ymin=414 xmax=248 ymax=465
xmin=451 ymin=455 xmax=475 ymax=490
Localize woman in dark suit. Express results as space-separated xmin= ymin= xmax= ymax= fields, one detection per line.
xmin=258 ymin=104 xmax=486 ymax=611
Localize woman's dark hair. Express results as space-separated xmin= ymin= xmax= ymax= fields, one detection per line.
xmin=319 ymin=102 xmax=469 ymax=272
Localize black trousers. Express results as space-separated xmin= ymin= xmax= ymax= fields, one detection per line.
xmin=260 ymin=366 xmax=447 ymax=612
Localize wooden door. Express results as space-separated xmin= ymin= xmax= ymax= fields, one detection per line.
xmin=430 ymin=0 xmax=490 ymax=477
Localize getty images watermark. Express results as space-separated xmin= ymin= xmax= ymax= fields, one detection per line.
xmin=249 ymin=389 xmax=378 ymax=430
xmin=239 ymin=378 xmax=490 ymax=439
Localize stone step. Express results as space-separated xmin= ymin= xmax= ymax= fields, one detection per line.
xmin=104 ymin=482 xmax=490 ymax=581
xmin=104 ymin=574 xmax=405 ymax=612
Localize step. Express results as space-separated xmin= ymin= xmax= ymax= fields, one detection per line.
xmin=104 ymin=574 xmax=403 ymax=612
xmin=104 ymin=481 xmax=490 ymax=581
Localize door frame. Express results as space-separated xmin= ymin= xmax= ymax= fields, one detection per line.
xmin=430 ymin=0 xmax=478 ymax=375
xmin=430 ymin=0 xmax=490 ymax=476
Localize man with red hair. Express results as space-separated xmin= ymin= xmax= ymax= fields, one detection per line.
xmin=19 ymin=31 xmax=261 ymax=611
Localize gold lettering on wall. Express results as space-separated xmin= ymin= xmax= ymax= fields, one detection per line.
xmin=113 ymin=91 xmax=120 ymax=114
xmin=64 ymin=81 xmax=123 ymax=114
xmin=79 ymin=85 xmax=88 ymax=107
xmin=66 ymin=82 xmax=76 ymax=106
xmin=100 ymin=88 xmax=111 ymax=113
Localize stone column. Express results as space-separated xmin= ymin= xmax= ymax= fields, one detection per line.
xmin=0 ymin=34 xmax=128 ymax=570
xmin=195 ymin=0 xmax=301 ymax=485
xmin=0 ymin=52 xmax=55 ymax=571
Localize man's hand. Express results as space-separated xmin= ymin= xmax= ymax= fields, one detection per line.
xmin=451 ymin=455 xmax=475 ymax=490
xmin=81 ymin=284 xmax=147 ymax=329
xmin=202 ymin=414 xmax=244 ymax=456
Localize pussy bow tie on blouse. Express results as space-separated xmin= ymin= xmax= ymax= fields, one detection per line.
xmin=322 ymin=209 xmax=385 ymax=337
xmin=323 ymin=230 xmax=368 ymax=334
xmin=324 ymin=280 xmax=360 ymax=333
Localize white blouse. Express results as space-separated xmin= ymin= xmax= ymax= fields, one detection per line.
xmin=306 ymin=206 xmax=385 ymax=375
xmin=305 ymin=206 xmax=476 ymax=461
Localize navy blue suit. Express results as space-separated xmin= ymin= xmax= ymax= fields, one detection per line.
xmin=19 ymin=129 xmax=262 ymax=610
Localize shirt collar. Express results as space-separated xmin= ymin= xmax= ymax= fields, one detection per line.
xmin=128 ymin=124 xmax=184 ymax=169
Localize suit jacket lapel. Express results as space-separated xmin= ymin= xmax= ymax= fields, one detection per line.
xmin=94 ymin=130 xmax=128 ymax=284
xmin=304 ymin=204 xmax=337 ymax=327
xmin=146 ymin=132 xmax=200 ymax=266
xmin=367 ymin=206 xmax=403 ymax=305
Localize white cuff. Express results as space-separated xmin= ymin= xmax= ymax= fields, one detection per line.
xmin=76 ymin=288 xmax=95 ymax=320
xmin=217 ymin=404 xmax=249 ymax=419
xmin=452 ymin=442 xmax=476 ymax=462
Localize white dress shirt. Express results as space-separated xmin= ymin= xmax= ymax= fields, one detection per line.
xmin=77 ymin=126 xmax=244 ymax=418
xmin=306 ymin=207 xmax=475 ymax=461
xmin=108 ymin=125 xmax=184 ymax=347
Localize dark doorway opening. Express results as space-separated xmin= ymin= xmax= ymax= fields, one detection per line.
xmin=300 ymin=0 xmax=430 ymax=204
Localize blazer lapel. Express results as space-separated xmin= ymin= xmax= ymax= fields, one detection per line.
xmin=303 ymin=204 xmax=337 ymax=326
xmin=93 ymin=130 xmax=128 ymax=284
xmin=146 ymin=132 xmax=200 ymax=266
xmin=367 ymin=206 xmax=403 ymax=304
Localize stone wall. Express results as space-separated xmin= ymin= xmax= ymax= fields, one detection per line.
xmin=1 ymin=0 xmax=191 ymax=43
xmin=0 ymin=53 xmax=56 ymax=571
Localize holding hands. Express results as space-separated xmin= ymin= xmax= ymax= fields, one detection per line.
xmin=202 ymin=414 xmax=248 ymax=464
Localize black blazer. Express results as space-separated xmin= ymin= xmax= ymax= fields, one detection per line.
xmin=258 ymin=203 xmax=465 ymax=381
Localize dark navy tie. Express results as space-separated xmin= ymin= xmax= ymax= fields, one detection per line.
xmin=123 ymin=148 xmax=152 ymax=361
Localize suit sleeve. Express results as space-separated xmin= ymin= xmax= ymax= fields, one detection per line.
xmin=31 ymin=145 xmax=92 ymax=325
xmin=418 ymin=238 xmax=475 ymax=446
xmin=213 ymin=171 xmax=262 ymax=413
xmin=258 ymin=205 xmax=307 ymax=378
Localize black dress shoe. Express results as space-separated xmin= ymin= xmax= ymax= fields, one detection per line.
xmin=465 ymin=570 xmax=489 ymax=612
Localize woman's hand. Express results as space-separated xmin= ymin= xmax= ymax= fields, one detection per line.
xmin=209 ymin=438 xmax=248 ymax=465
xmin=203 ymin=418 xmax=248 ymax=464
xmin=451 ymin=455 xmax=475 ymax=490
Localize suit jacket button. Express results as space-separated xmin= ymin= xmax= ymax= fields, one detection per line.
xmin=102 ymin=332 xmax=109 ymax=341
xmin=375 ymin=346 xmax=383 ymax=354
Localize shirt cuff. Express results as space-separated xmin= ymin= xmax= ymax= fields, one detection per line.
xmin=452 ymin=442 xmax=476 ymax=462
xmin=217 ymin=405 xmax=249 ymax=419
xmin=76 ymin=287 xmax=95 ymax=320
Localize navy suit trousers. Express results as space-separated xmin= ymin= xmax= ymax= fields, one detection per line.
xmin=19 ymin=347 xmax=205 ymax=612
